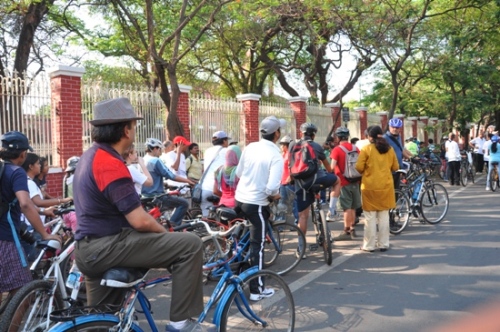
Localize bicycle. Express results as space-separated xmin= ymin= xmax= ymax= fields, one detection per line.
xmin=201 ymin=206 xmax=306 ymax=278
xmin=389 ymin=169 xmax=449 ymax=234
xmin=0 ymin=209 xmax=84 ymax=332
xmin=460 ymin=150 xmax=475 ymax=186
xmin=307 ymin=184 xmax=333 ymax=265
xmin=489 ymin=161 xmax=499 ymax=191
xmin=48 ymin=220 xmax=295 ymax=332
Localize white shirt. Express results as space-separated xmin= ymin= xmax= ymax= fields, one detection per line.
xmin=235 ymin=139 xmax=283 ymax=206
xmin=356 ymin=139 xmax=370 ymax=151
xmin=470 ymin=137 xmax=485 ymax=154
xmin=24 ymin=178 xmax=45 ymax=224
xmin=446 ymin=140 xmax=461 ymax=161
xmin=128 ymin=164 xmax=148 ymax=195
xmin=201 ymin=145 xmax=226 ymax=191
xmin=163 ymin=150 xmax=187 ymax=187
xmin=483 ymin=140 xmax=492 ymax=161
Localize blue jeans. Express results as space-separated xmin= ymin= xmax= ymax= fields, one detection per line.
xmin=157 ymin=195 xmax=189 ymax=226
xmin=279 ymin=184 xmax=299 ymax=221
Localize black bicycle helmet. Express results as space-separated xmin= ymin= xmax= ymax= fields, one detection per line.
xmin=300 ymin=122 xmax=318 ymax=136
xmin=335 ymin=127 xmax=350 ymax=138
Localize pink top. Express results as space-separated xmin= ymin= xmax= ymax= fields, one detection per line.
xmin=215 ymin=174 xmax=238 ymax=208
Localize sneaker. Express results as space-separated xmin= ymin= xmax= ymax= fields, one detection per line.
xmin=166 ymin=319 xmax=216 ymax=332
xmin=250 ymin=288 xmax=275 ymax=301
xmin=486 ymin=187 xmax=491 ymax=191
xmin=326 ymin=211 xmax=337 ymax=222
xmin=296 ymin=249 xmax=307 ymax=259
xmin=333 ymin=232 xmax=351 ymax=241
xmin=350 ymin=229 xmax=357 ymax=239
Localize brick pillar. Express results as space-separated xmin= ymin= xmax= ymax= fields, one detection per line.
xmin=354 ymin=106 xmax=368 ymax=138
xmin=289 ymin=97 xmax=308 ymax=139
xmin=325 ymin=102 xmax=341 ymax=130
xmin=377 ymin=111 xmax=388 ymax=132
xmin=420 ymin=116 xmax=428 ymax=144
xmin=46 ymin=65 xmax=85 ymax=198
xmin=237 ymin=93 xmax=261 ymax=144
xmin=394 ymin=114 xmax=405 ymax=142
xmin=177 ymin=85 xmax=192 ymax=140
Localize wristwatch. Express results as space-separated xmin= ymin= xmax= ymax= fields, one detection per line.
xmin=39 ymin=208 xmax=45 ymax=214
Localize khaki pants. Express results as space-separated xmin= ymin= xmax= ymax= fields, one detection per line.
xmin=362 ymin=210 xmax=390 ymax=251
xmin=75 ymin=228 xmax=204 ymax=321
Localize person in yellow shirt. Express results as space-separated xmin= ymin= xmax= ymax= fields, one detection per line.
xmin=185 ymin=143 xmax=203 ymax=182
xmin=356 ymin=125 xmax=399 ymax=253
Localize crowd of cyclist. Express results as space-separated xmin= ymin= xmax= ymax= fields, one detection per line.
xmin=1 ymin=95 xmax=499 ymax=332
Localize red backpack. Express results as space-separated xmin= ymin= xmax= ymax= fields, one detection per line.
xmin=289 ymin=139 xmax=318 ymax=180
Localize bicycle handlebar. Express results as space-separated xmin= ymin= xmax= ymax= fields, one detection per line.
xmin=174 ymin=219 xmax=250 ymax=239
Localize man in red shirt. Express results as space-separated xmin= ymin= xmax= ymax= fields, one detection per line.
xmin=330 ymin=127 xmax=362 ymax=241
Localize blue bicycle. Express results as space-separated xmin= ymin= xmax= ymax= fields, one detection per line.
xmin=48 ymin=220 xmax=295 ymax=331
xmin=201 ymin=208 xmax=306 ymax=279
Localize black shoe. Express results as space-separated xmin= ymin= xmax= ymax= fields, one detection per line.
xmin=380 ymin=248 xmax=388 ymax=252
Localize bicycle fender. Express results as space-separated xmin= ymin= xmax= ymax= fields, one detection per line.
xmin=212 ymin=266 xmax=259 ymax=326
xmin=48 ymin=314 xmax=144 ymax=332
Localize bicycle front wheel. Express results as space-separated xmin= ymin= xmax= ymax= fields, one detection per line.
xmin=390 ymin=190 xmax=410 ymax=235
xmin=319 ymin=210 xmax=333 ymax=265
xmin=264 ymin=223 xmax=306 ymax=275
xmin=0 ymin=279 xmax=64 ymax=332
xmin=219 ymin=270 xmax=295 ymax=331
xmin=420 ymin=183 xmax=449 ymax=224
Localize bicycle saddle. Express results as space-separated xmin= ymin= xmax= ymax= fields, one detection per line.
xmin=140 ymin=196 xmax=155 ymax=204
xmin=100 ymin=267 xmax=149 ymax=288
xmin=215 ymin=207 xmax=238 ymax=224
xmin=35 ymin=239 xmax=62 ymax=251
xmin=309 ymin=184 xmax=324 ymax=194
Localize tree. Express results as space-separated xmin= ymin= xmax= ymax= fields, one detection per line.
xmin=62 ymin=0 xmax=233 ymax=137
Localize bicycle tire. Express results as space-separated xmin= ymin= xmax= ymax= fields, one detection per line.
xmin=319 ymin=210 xmax=333 ymax=265
xmin=460 ymin=164 xmax=468 ymax=186
xmin=0 ymin=291 xmax=13 ymax=316
xmin=0 ymin=279 xmax=64 ymax=332
xmin=49 ymin=317 xmax=141 ymax=332
xmin=264 ymin=223 xmax=305 ymax=276
xmin=420 ymin=183 xmax=449 ymax=224
xmin=389 ymin=189 xmax=410 ymax=235
xmin=219 ymin=270 xmax=295 ymax=331
xmin=490 ymin=169 xmax=498 ymax=192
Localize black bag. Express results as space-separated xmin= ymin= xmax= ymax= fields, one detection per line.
xmin=191 ymin=184 xmax=202 ymax=203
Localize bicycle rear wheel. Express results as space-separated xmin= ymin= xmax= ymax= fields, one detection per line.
xmin=319 ymin=210 xmax=333 ymax=265
xmin=460 ymin=164 xmax=468 ymax=186
xmin=219 ymin=270 xmax=294 ymax=331
xmin=420 ymin=183 xmax=449 ymax=224
xmin=490 ymin=169 xmax=498 ymax=192
xmin=49 ymin=317 xmax=141 ymax=332
xmin=389 ymin=189 xmax=410 ymax=235
xmin=0 ymin=279 xmax=64 ymax=332
xmin=264 ymin=223 xmax=305 ymax=275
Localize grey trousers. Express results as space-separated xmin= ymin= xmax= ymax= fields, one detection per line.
xmin=75 ymin=228 xmax=204 ymax=321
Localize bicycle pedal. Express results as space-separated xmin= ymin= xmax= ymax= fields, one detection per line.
xmin=309 ymin=244 xmax=319 ymax=252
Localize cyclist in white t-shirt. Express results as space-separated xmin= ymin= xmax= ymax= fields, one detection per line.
xmin=122 ymin=143 xmax=153 ymax=196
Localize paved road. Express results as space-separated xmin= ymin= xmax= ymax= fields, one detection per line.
xmin=140 ymin=175 xmax=500 ymax=331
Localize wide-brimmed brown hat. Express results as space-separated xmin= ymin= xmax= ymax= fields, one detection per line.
xmin=90 ymin=97 xmax=143 ymax=125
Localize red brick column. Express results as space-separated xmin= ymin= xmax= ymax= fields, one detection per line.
xmin=47 ymin=65 xmax=85 ymax=197
xmin=407 ymin=116 xmax=418 ymax=140
xmin=177 ymin=84 xmax=192 ymax=140
xmin=377 ymin=112 xmax=387 ymax=132
xmin=237 ymin=93 xmax=261 ymax=144
xmin=394 ymin=114 xmax=405 ymax=142
xmin=289 ymin=97 xmax=308 ymax=139
xmin=354 ymin=107 xmax=368 ymax=138
xmin=325 ymin=102 xmax=341 ymax=130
